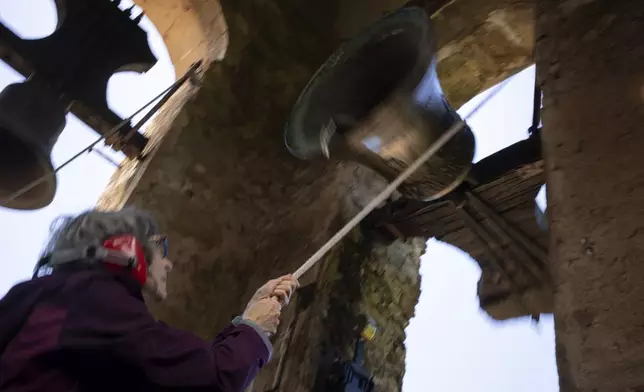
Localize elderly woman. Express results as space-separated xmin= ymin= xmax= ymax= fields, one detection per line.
xmin=0 ymin=208 xmax=298 ymax=391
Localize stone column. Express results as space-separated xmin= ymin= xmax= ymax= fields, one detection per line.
xmin=536 ymin=1 xmax=644 ymax=390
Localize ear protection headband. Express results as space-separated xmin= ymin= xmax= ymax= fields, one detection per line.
xmin=38 ymin=235 xmax=149 ymax=285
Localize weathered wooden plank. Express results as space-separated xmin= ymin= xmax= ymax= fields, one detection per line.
xmin=364 ymin=132 xmax=552 ymax=319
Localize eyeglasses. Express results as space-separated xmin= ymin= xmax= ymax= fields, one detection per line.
xmin=149 ymin=235 xmax=169 ymax=258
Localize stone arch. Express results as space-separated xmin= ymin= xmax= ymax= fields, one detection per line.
xmin=98 ymin=0 xmax=230 ymax=209
xmin=132 ymin=0 xmax=228 ymax=78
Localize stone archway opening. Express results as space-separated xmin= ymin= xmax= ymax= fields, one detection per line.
xmin=405 ymin=239 xmax=558 ymax=392
xmin=0 ymin=0 xmax=58 ymax=40
xmin=403 ymin=66 xmax=557 ymax=392
xmin=106 ymin=0 xmax=175 ymax=128
xmin=99 ymin=0 xmax=229 ymax=210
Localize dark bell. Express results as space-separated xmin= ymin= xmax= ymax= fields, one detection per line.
xmin=284 ymin=7 xmax=475 ymax=201
xmin=0 ymin=80 xmax=67 ymax=210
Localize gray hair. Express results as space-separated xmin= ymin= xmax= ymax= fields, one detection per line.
xmin=37 ymin=207 xmax=160 ymax=275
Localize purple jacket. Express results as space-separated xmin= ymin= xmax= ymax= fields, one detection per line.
xmin=0 ymin=268 xmax=271 ymax=391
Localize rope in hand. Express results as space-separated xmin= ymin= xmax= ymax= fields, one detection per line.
xmin=0 ymin=61 xmax=201 ymax=207
xmin=291 ymin=77 xmax=513 ymax=280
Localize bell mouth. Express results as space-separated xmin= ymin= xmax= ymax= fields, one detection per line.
xmin=285 ymin=7 xmax=431 ymax=159
xmin=0 ymin=130 xmax=56 ymax=210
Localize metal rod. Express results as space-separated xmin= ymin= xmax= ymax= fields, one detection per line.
xmin=121 ymin=60 xmax=201 ymax=144
xmin=292 ymin=77 xmax=513 ymax=279
xmin=266 ymin=311 xmax=299 ymax=392
xmin=90 ymin=148 xmax=121 ymax=167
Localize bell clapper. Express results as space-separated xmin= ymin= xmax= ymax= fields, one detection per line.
xmin=320 ymin=118 xmax=337 ymax=159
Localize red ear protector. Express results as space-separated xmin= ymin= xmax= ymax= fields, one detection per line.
xmin=39 ymin=235 xmax=168 ymax=286
xmin=102 ymin=235 xmax=149 ymax=285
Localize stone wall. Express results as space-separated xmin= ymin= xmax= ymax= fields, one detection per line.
xmin=536 ymin=1 xmax=644 ymax=390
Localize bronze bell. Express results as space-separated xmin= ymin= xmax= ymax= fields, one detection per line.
xmin=284 ymin=7 xmax=475 ymax=201
xmin=0 ymin=79 xmax=67 ymax=210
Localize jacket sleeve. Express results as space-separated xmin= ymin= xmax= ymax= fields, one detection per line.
xmin=128 ymin=319 xmax=272 ymax=391
xmin=63 ymin=276 xmax=271 ymax=392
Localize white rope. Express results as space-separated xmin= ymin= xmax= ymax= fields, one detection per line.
xmin=293 ymin=78 xmax=512 ymax=279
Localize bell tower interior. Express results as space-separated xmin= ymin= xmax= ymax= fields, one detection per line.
xmin=6 ymin=0 xmax=640 ymax=390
